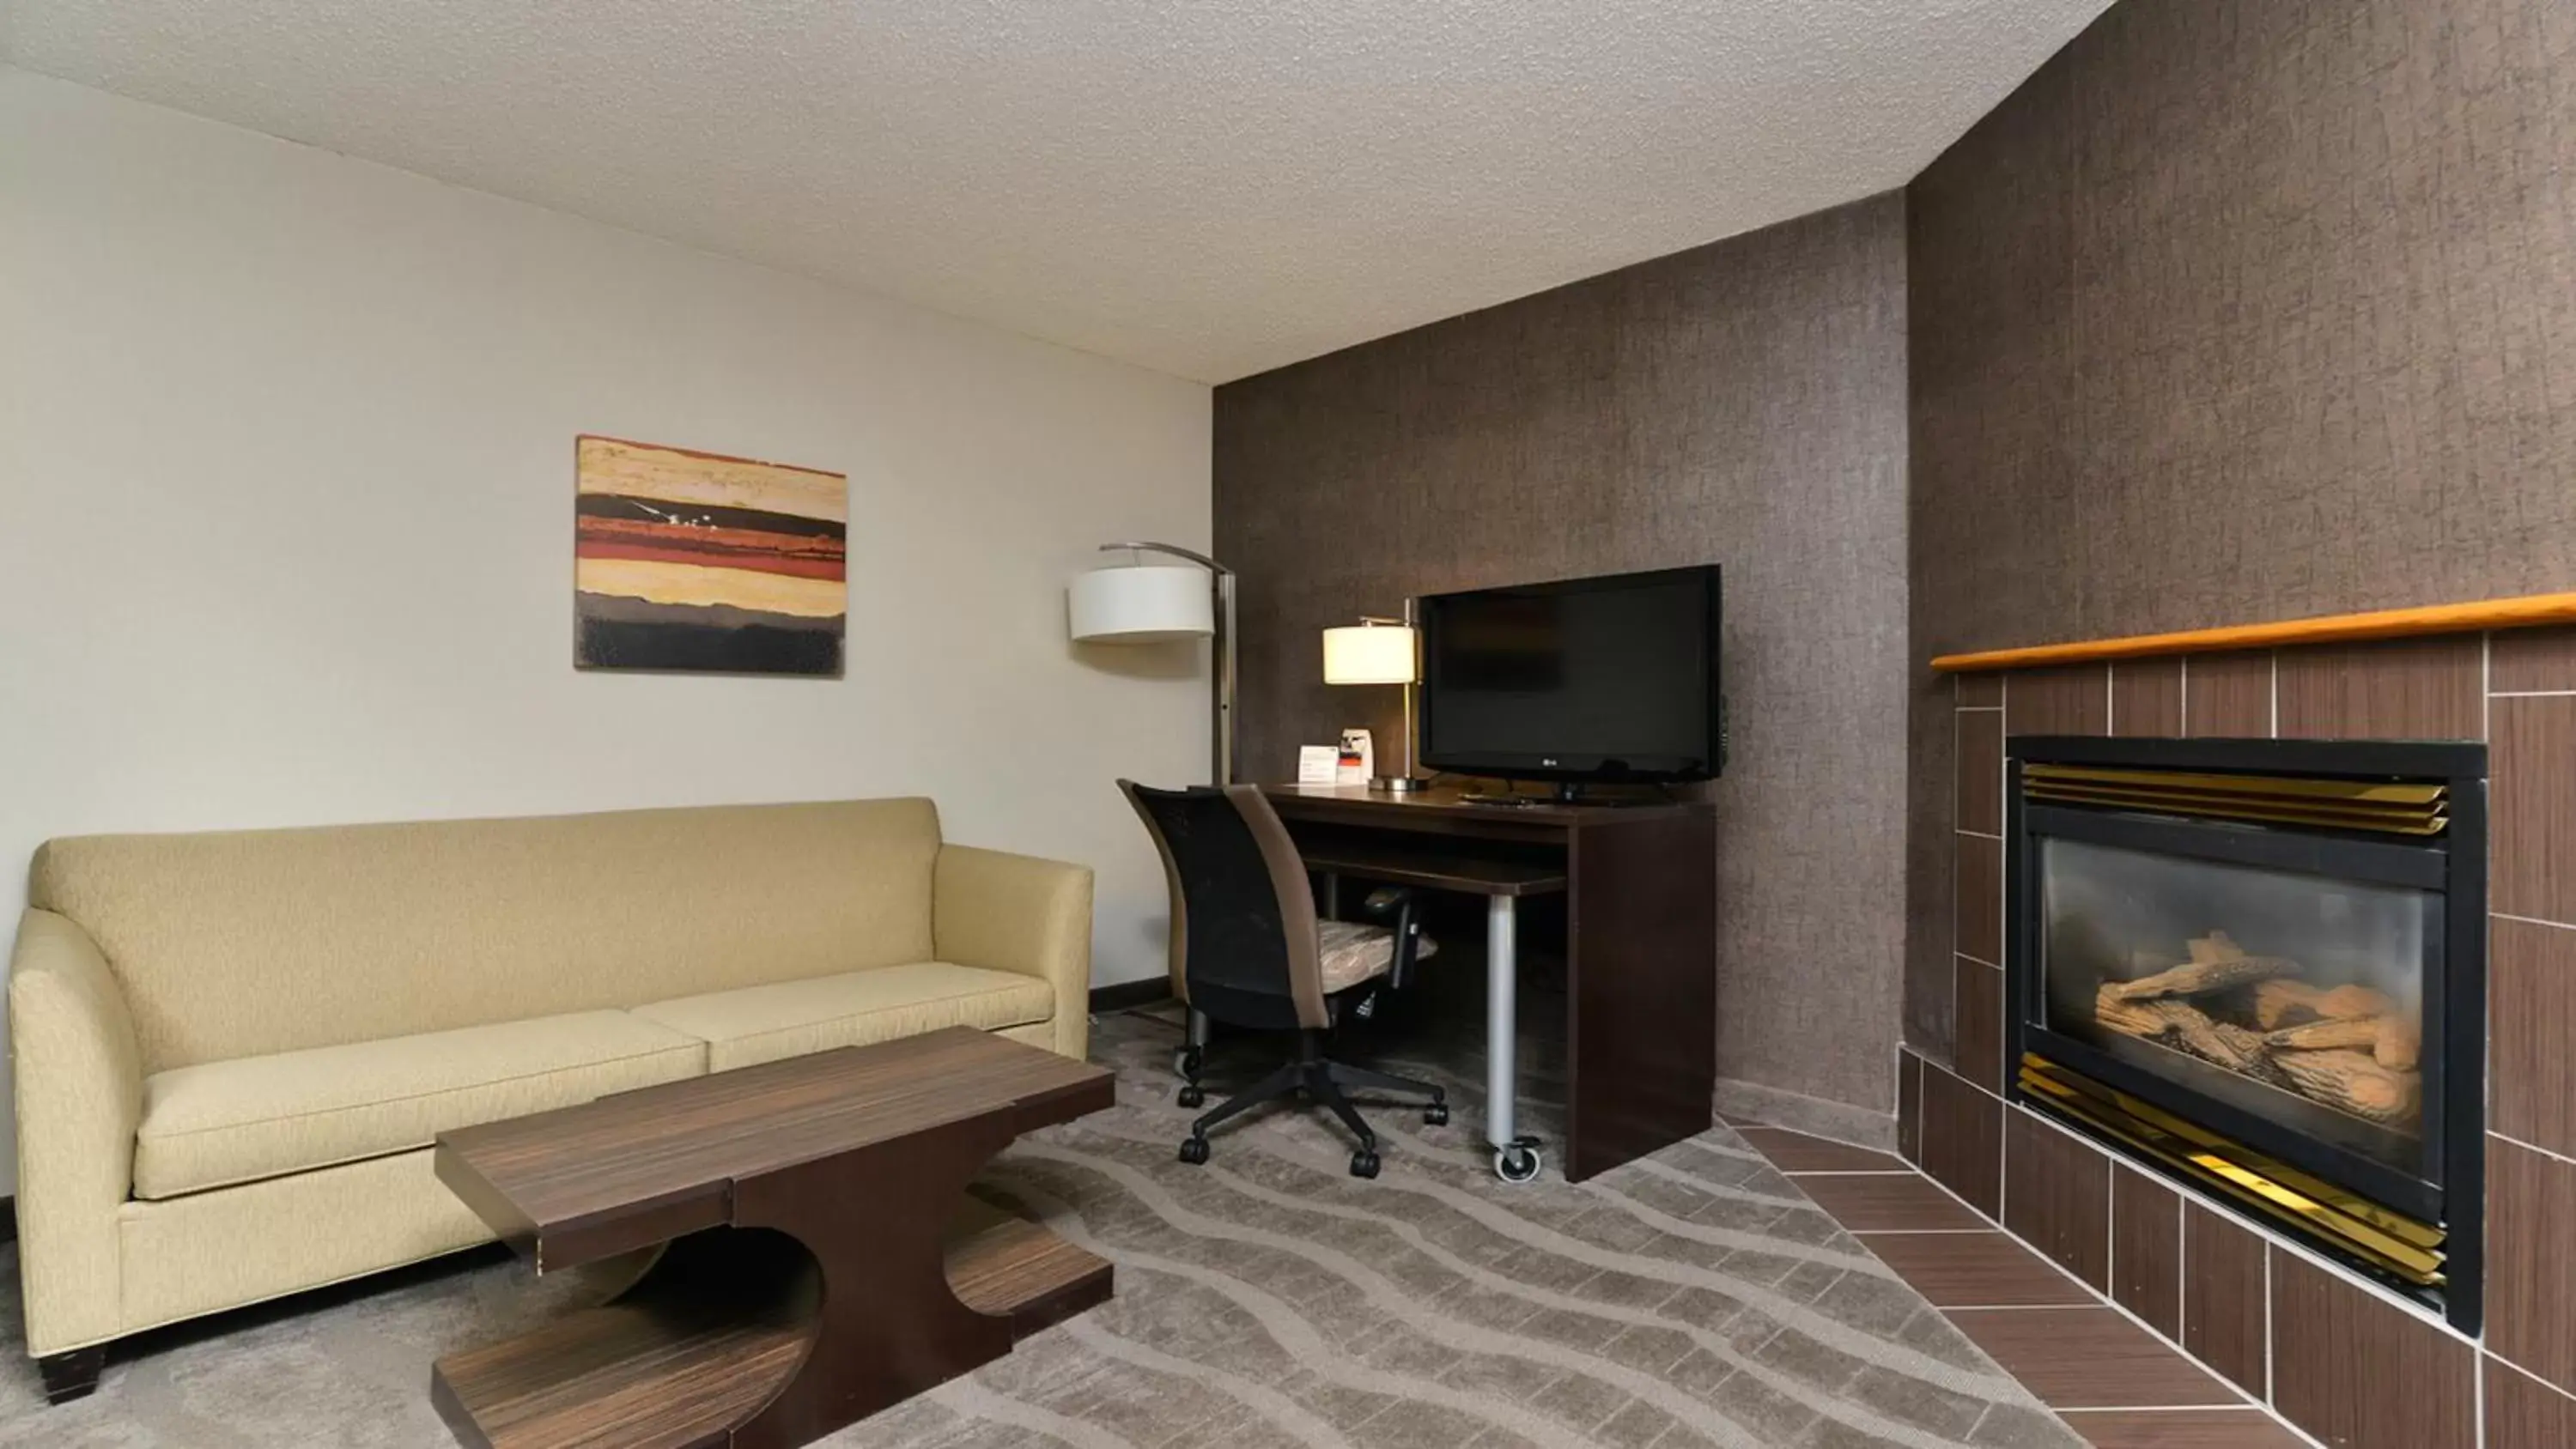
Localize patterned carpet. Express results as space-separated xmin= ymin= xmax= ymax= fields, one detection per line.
xmin=0 ymin=1009 xmax=2081 ymax=1448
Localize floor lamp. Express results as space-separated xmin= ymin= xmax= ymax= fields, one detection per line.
xmin=1068 ymin=542 xmax=1236 ymax=785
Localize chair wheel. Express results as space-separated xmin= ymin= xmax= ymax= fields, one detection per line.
xmin=1424 ymin=1101 xmax=1449 ymax=1126
xmin=1178 ymin=1136 xmax=1210 ymax=1166
xmin=1177 ymin=1085 xmax=1205 ymax=1108
xmin=1173 ymin=1047 xmax=1203 ymax=1077
xmin=1350 ymin=1149 xmax=1381 ymax=1179
xmin=1494 ymin=1144 xmax=1542 ymax=1184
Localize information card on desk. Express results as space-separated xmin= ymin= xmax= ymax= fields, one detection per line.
xmin=1296 ymin=746 xmax=1340 ymax=786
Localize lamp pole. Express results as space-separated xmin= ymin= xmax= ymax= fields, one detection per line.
xmin=1099 ymin=542 xmax=1234 ymax=785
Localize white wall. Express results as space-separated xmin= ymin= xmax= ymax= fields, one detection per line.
xmin=0 ymin=70 xmax=1211 ymax=1185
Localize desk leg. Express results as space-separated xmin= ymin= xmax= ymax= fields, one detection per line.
xmin=1486 ymin=897 xmax=1540 ymax=1182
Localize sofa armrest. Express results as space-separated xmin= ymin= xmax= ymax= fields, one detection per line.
xmin=9 ymin=909 xmax=144 ymax=1355
xmin=933 ymin=845 xmax=1094 ymax=1061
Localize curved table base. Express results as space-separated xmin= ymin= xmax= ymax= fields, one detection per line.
xmin=432 ymin=1124 xmax=1110 ymax=1449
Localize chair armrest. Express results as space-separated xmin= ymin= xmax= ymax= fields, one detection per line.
xmin=1352 ymin=887 xmax=1430 ymax=990
xmin=933 ymin=845 xmax=1094 ymax=1061
xmin=9 ymin=909 xmax=143 ymax=1354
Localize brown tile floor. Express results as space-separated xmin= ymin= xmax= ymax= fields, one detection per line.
xmin=1739 ymin=1125 xmax=2310 ymax=1449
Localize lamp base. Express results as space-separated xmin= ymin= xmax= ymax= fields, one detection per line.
xmin=1369 ymin=775 xmax=1429 ymax=794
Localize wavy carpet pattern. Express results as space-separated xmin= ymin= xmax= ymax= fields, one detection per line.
xmin=0 ymin=1011 xmax=2081 ymax=1448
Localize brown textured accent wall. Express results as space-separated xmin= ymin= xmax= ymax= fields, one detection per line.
xmin=1904 ymin=0 xmax=2576 ymax=1061
xmin=1214 ymin=195 xmax=1909 ymax=1114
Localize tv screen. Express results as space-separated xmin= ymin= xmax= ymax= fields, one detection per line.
xmin=1417 ymin=566 xmax=1722 ymax=785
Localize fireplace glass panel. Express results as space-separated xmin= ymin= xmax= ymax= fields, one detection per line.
xmin=2039 ymin=837 xmax=2431 ymax=1175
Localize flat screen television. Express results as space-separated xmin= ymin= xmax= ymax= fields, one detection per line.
xmin=1417 ymin=565 xmax=1723 ymax=791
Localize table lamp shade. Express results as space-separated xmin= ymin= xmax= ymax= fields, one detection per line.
xmin=1068 ymin=565 xmax=1215 ymax=642
xmin=1322 ymin=623 xmax=1416 ymax=685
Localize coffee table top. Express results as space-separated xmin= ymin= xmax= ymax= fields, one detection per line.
xmin=436 ymin=1027 xmax=1111 ymax=1272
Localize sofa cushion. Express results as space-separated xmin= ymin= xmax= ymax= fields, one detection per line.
xmin=31 ymin=797 xmax=942 ymax=1075
xmin=132 ymin=1011 xmax=706 ymax=1200
xmin=629 ymin=961 xmax=1055 ymax=1073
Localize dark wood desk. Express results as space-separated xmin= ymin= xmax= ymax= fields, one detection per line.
xmin=1261 ymin=785 xmax=1716 ymax=1183
xmin=1289 ymin=840 xmax=1568 ymax=897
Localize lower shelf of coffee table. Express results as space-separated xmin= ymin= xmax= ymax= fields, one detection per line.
xmin=945 ymin=1195 xmax=1115 ymax=1333
xmin=432 ymin=1201 xmax=1110 ymax=1449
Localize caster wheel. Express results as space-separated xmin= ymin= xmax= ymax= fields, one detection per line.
xmin=1178 ymin=1136 xmax=1211 ymax=1166
xmin=1172 ymin=1047 xmax=1204 ymax=1077
xmin=1177 ymin=1085 xmax=1205 ymax=1108
xmin=1494 ymin=1145 xmax=1542 ymax=1184
xmin=1424 ymin=1101 xmax=1450 ymax=1126
xmin=1350 ymin=1149 xmax=1382 ymax=1179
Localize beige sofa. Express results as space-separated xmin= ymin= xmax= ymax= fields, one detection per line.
xmin=7 ymin=798 xmax=1091 ymax=1391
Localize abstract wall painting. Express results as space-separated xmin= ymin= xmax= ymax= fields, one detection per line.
xmin=574 ymin=435 xmax=847 ymax=676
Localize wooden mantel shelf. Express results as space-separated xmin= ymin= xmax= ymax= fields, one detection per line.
xmin=1930 ymin=591 xmax=2576 ymax=673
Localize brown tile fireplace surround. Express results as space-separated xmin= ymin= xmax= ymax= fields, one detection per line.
xmin=1907 ymin=595 xmax=2576 ymax=1449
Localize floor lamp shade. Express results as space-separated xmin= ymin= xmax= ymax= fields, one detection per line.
xmin=1068 ymin=565 xmax=1216 ymax=642
xmin=1068 ymin=542 xmax=1235 ymax=785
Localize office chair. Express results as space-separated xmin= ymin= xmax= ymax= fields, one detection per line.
xmin=1120 ymin=780 xmax=1446 ymax=1179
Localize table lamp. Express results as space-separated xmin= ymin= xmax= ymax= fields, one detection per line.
xmin=1068 ymin=542 xmax=1234 ymax=784
xmin=1322 ymin=614 xmax=1425 ymax=791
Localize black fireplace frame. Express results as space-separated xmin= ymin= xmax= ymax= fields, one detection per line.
xmin=2004 ymin=735 xmax=2486 ymax=1331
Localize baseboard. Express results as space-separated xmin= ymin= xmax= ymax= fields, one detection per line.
xmin=1088 ymin=978 xmax=1173 ymax=1016
xmin=1713 ymin=1076 xmax=1899 ymax=1152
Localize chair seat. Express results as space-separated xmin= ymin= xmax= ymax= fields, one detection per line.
xmin=629 ymin=961 xmax=1056 ymax=1072
xmin=1316 ymin=919 xmax=1437 ymax=995
xmin=134 ymin=1010 xmax=707 ymax=1200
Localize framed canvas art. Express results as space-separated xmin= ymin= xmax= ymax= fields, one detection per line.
xmin=574 ymin=435 xmax=847 ymax=676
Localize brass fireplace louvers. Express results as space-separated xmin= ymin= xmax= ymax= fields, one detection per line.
xmin=2020 ymin=766 xmax=2448 ymax=836
xmin=2019 ymin=1054 xmax=2445 ymax=1285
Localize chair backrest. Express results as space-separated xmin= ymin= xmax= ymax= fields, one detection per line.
xmin=1118 ymin=781 xmax=1324 ymax=1031
xmin=28 ymin=798 xmax=943 ymax=1073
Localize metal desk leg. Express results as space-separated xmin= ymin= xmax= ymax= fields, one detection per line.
xmin=1487 ymin=895 xmax=1540 ymax=1182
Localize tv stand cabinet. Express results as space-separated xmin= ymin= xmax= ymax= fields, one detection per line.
xmin=1260 ymin=785 xmax=1717 ymax=1182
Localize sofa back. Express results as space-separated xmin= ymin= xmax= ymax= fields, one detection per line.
xmin=27 ymin=798 xmax=942 ymax=1074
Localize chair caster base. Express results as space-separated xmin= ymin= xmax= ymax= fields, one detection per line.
xmin=1176 ymin=1085 xmax=1205 ymax=1108
xmin=1494 ymin=1143 xmax=1543 ymax=1184
xmin=1178 ymin=1135 xmax=1211 ymax=1166
xmin=1350 ymin=1149 xmax=1381 ymax=1179
xmin=1424 ymin=1100 xmax=1449 ymax=1126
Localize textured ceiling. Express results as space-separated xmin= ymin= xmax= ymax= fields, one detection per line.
xmin=1 ymin=1 xmax=2112 ymax=381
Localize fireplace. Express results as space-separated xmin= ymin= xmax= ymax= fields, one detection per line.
xmin=2006 ymin=737 xmax=2486 ymax=1331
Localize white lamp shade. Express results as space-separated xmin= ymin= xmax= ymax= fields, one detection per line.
xmin=1068 ymin=565 xmax=1214 ymax=642
xmin=1322 ymin=624 xmax=1417 ymax=684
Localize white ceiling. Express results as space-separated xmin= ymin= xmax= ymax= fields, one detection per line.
xmin=1 ymin=1 xmax=2111 ymax=382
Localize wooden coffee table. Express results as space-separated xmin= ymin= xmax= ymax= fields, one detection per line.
xmin=428 ymin=1027 xmax=1115 ymax=1449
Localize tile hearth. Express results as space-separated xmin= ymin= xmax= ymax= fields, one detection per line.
xmin=1732 ymin=1122 xmax=2306 ymax=1448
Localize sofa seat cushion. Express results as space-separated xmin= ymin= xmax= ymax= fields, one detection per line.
xmin=629 ymin=961 xmax=1056 ymax=1072
xmin=133 ymin=1011 xmax=706 ymax=1200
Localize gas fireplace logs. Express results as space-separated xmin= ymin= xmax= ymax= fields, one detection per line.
xmin=2263 ymin=1018 xmax=2380 ymax=1052
xmin=2105 ymin=931 xmax=2302 ymax=1001
xmin=2093 ymin=988 xmax=2292 ymax=1087
xmin=2091 ymin=931 xmax=2422 ymax=1130
xmin=2272 ymin=1051 xmax=2421 ymax=1126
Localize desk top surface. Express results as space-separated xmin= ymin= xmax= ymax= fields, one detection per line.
xmin=1260 ymin=783 xmax=1706 ymax=827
